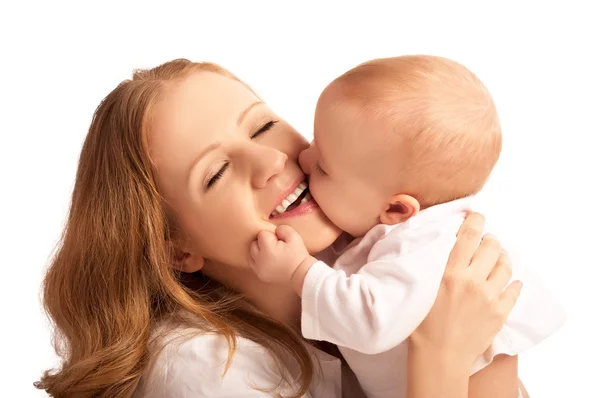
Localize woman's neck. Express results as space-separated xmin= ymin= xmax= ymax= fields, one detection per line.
xmin=202 ymin=261 xmax=301 ymax=328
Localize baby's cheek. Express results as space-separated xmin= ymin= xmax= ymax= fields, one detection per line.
xmin=318 ymin=185 xmax=345 ymax=224
xmin=311 ymin=180 xmax=330 ymax=207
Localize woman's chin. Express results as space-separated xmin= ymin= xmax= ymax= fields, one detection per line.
xmin=295 ymin=209 xmax=342 ymax=254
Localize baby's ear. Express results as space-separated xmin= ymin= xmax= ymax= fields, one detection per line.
xmin=379 ymin=194 xmax=420 ymax=225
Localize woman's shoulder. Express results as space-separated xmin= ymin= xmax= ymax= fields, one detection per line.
xmin=135 ymin=325 xmax=291 ymax=397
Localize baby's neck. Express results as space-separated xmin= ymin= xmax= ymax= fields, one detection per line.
xmin=202 ymin=261 xmax=301 ymax=328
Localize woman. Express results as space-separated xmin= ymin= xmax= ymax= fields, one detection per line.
xmin=37 ymin=59 xmax=522 ymax=397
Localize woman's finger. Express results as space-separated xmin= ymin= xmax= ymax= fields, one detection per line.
xmin=257 ymin=230 xmax=277 ymax=250
xmin=445 ymin=212 xmax=486 ymax=272
xmin=498 ymin=280 xmax=523 ymax=317
xmin=468 ymin=234 xmax=502 ymax=282
xmin=485 ymin=252 xmax=513 ymax=295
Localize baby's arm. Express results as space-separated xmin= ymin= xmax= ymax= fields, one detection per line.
xmin=299 ymin=232 xmax=458 ymax=354
xmin=249 ymin=225 xmax=471 ymax=355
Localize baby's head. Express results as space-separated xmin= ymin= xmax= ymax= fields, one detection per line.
xmin=299 ymin=55 xmax=501 ymax=237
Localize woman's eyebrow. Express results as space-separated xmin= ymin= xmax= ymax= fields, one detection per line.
xmin=237 ymin=101 xmax=264 ymax=126
xmin=188 ymin=142 xmax=222 ymax=183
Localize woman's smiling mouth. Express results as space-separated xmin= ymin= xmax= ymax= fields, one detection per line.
xmin=270 ymin=181 xmax=316 ymax=219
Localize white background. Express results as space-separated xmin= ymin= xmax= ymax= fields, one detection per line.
xmin=1 ymin=1 xmax=598 ymax=396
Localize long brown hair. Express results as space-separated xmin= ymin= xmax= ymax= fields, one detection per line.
xmin=37 ymin=59 xmax=313 ymax=397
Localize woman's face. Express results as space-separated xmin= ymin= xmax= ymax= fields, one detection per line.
xmin=149 ymin=71 xmax=341 ymax=271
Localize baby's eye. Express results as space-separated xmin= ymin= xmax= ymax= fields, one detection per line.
xmin=315 ymin=164 xmax=327 ymax=176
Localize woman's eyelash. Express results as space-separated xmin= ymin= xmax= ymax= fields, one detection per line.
xmin=251 ymin=120 xmax=278 ymax=139
xmin=205 ymin=120 xmax=277 ymax=189
xmin=207 ymin=162 xmax=230 ymax=189
xmin=315 ymin=164 xmax=327 ymax=176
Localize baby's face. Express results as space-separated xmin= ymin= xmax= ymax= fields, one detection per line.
xmin=299 ymin=99 xmax=392 ymax=237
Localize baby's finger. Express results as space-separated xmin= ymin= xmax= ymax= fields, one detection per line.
xmin=249 ymin=241 xmax=259 ymax=266
xmin=275 ymin=225 xmax=301 ymax=243
xmin=257 ymin=230 xmax=278 ymax=250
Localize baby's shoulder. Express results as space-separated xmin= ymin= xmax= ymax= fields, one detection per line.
xmin=369 ymin=217 xmax=461 ymax=258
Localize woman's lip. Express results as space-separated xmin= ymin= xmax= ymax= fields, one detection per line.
xmin=271 ymin=176 xmax=306 ymax=214
xmin=270 ymin=198 xmax=319 ymax=220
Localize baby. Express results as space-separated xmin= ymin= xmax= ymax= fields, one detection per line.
xmin=249 ymin=55 xmax=565 ymax=398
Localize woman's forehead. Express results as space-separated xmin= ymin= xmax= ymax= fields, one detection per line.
xmin=150 ymin=73 xmax=257 ymax=158
xmin=157 ymin=72 xmax=259 ymax=136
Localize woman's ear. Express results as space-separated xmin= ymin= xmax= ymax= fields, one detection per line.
xmin=180 ymin=253 xmax=205 ymax=273
xmin=169 ymin=239 xmax=205 ymax=273
xmin=379 ymin=194 xmax=420 ymax=225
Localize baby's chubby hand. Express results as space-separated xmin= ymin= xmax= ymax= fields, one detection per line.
xmin=249 ymin=225 xmax=315 ymax=284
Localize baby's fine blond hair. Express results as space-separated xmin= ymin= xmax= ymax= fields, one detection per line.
xmin=326 ymin=55 xmax=501 ymax=208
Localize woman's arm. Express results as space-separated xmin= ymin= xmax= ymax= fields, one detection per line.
xmin=406 ymin=213 xmax=522 ymax=398
xmin=407 ymin=351 xmax=519 ymax=398
xmin=407 ymin=340 xmax=470 ymax=398
xmin=468 ymin=355 xmax=518 ymax=398
xmin=519 ymin=378 xmax=530 ymax=398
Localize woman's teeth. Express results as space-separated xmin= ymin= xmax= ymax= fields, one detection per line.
xmin=271 ymin=182 xmax=310 ymax=217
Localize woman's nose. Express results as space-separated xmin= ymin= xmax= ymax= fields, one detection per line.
xmin=249 ymin=144 xmax=288 ymax=188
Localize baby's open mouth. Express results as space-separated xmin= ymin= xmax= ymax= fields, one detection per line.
xmin=270 ymin=181 xmax=312 ymax=218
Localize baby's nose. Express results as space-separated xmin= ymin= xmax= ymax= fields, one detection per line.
xmin=298 ymin=147 xmax=312 ymax=175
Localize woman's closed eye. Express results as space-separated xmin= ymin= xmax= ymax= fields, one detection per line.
xmin=206 ymin=162 xmax=230 ymax=190
xmin=250 ymin=120 xmax=278 ymax=139
xmin=205 ymin=120 xmax=278 ymax=190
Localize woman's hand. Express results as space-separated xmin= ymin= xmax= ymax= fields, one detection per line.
xmin=411 ymin=212 xmax=522 ymax=363
xmin=407 ymin=212 xmax=522 ymax=398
